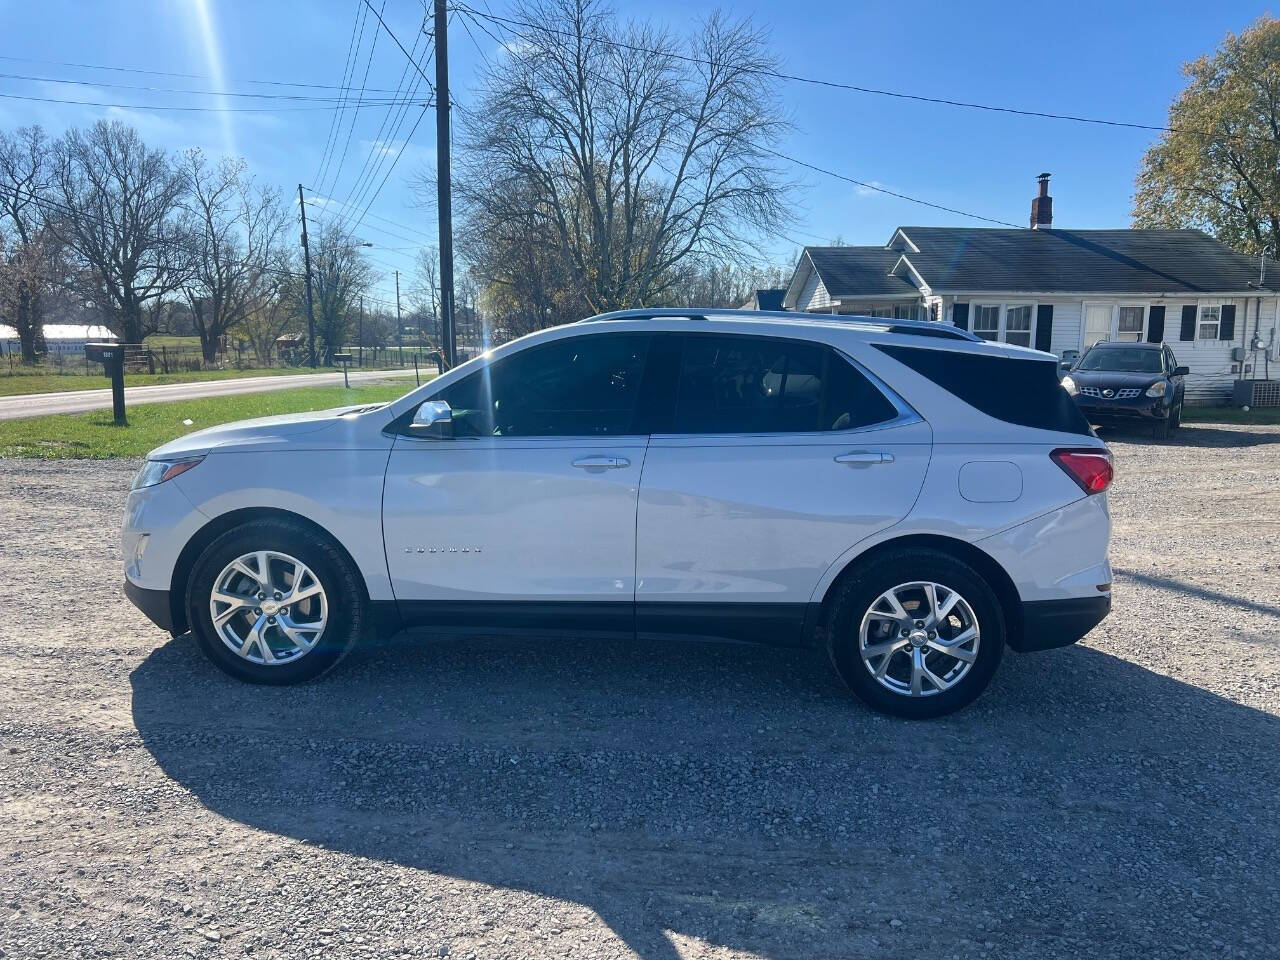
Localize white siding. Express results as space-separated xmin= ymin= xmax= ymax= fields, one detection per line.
xmin=1045 ymin=300 xmax=1082 ymax=357
xmin=795 ymin=268 xmax=832 ymax=312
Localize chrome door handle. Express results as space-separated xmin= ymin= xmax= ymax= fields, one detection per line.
xmin=571 ymin=455 xmax=630 ymax=469
xmin=834 ymin=451 xmax=894 ymax=466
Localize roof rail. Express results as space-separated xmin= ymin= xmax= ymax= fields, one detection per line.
xmin=578 ymin=307 xmax=980 ymax=342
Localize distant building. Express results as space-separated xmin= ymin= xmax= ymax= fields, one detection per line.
xmin=0 ymin=323 xmax=118 ymax=356
xmin=741 ymin=289 xmax=786 ymax=311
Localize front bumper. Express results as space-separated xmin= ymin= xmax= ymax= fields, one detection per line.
xmin=124 ymin=579 xmax=176 ymax=633
xmin=1013 ymin=594 xmax=1111 ymax=652
xmin=1075 ymin=395 xmax=1170 ymax=422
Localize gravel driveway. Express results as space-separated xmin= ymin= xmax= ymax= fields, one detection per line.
xmin=2 ymin=422 xmax=1278 ymax=960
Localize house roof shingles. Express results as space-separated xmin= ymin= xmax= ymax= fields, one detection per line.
xmin=804 ymin=228 xmax=1271 ymax=300
xmin=805 ymin=247 xmax=919 ymax=297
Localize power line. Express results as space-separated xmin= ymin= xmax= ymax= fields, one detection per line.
xmin=0 ymin=51 xmax=407 ymax=93
xmin=363 ymin=0 xmax=437 ymax=89
xmin=0 ymin=70 xmax=407 ymax=102
xmin=331 ymin=11 xmax=433 ymax=228
xmin=452 ymin=2 xmax=1190 ymax=138
xmin=0 ymin=90 xmax=426 ymax=113
xmin=323 ymin=0 xmax=388 ymax=197
xmin=314 ymin=0 xmax=371 ymax=189
xmin=303 ymin=192 xmax=437 ymax=242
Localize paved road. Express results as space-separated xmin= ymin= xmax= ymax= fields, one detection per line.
xmin=0 ymin=368 xmax=418 ymax=421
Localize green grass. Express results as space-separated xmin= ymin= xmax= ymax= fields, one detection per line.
xmin=141 ymin=334 xmax=202 ymax=348
xmin=1182 ymin=405 xmax=1280 ymax=425
xmin=0 ymin=382 xmax=414 ymax=459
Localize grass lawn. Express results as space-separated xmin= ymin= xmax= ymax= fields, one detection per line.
xmin=142 ymin=334 xmax=202 ymax=348
xmin=1182 ymin=404 xmax=1280 ymax=425
xmin=0 ymin=365 xmax=383 ymax=398
xmin=0 ymin=382 xmax=414 ymax=459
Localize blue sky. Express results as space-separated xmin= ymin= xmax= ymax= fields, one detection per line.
xmin=0 ymin=0 xmax=1267 ymax=305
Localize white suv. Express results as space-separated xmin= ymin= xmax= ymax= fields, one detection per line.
xmin=122 ymin=310 xmax=1113 ymax=718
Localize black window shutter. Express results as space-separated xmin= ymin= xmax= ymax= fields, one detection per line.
xmin=1179 ymin=305 xmax=1196 ymax=341
xmin=1146 ymin=305 xmax=1166 ymax=343
xmin=1034 ymin=304 xmax=1053 ymax=352
xmin=1219 ymin=304 xmax=1236 ymax=341
xmin=953 ymin=302 xmax=969 ymax=330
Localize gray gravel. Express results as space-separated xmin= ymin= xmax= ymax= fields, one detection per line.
xmin=1 ymin=422 xmax=1279 ymax=960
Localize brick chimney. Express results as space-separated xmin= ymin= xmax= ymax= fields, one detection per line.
xmin=1030 ymin=172 xmax=1052 ymax=229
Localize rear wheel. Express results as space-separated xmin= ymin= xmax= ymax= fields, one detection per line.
xmin=186 ymin=519 xmax=366 ymax=684
xmin=825 ymin=549 xmax=1005 ymax=718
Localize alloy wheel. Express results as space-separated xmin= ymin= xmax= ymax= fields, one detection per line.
xmin=209 ymin=550 xmax=328 ymax=666
xmin=858 ymin=581 xmax=980 ymax=697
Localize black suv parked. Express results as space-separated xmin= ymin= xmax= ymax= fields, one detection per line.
xmin=1061 ymin=341 xmax=1188 ymax=440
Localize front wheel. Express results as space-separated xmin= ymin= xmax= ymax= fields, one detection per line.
xmin=186 ymin=519 xmax=366 ymax=684
xmin=825 ymin=549 xmax=1005 ymax=718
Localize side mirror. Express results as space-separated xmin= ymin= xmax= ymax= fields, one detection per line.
xmin=1173 ymin=365 xmax=1189 ymax=377
xmin=410 ymin=400 xmax=452 ymax=437
xmin=1060 ymin=359 xmax=1073 ymax=370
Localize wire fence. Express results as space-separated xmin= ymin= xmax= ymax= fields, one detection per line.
xmin=1 ymin=341 xmax=442 ymax=378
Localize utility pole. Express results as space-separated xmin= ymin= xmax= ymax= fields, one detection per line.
xmin=298 ymin=184 xmax=318 ymax=368
xmin=358 ymin=296 xmax=364 ymax=367
xmin=395 ymin=270 xmax=403 ymax=365
xmin=434 ymin=0 xmax=456 ymax=369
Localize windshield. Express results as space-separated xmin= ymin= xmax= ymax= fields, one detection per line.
xmin=1077 ymin=347 xmax=1163 ymax=374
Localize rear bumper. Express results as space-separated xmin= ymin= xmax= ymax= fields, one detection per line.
xmin=1013 ymin=594 xmax=1110 ymax=652
xmin=124 ymin=579 xmax=176 ymax=633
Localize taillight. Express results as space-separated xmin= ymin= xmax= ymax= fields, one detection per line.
xmin=1051 ymin=448 xmax=1113 ymax=495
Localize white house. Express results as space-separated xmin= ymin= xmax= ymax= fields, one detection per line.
xmin=0 ymin=323 xmax=118 ymax=357
xmin=782 ymin=175 xmax=1279 ymax=401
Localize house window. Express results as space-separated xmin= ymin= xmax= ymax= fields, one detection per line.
xmin=1116 ymin=306 xmax=1145 ymax=342
xmin=973 ymin=305 xmax=1001 ymax=341
xmin=973 ymin=303 xmax=1036 ymax=345
xmin=1005 ymin=305 xmax=1033 ymax=347
xmin=1198 ymin=305 xmax=1220 ymax=340
xmin=929 ymin=302 xmax=939 ymax=322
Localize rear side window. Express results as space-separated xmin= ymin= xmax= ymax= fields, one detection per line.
xmin=873 ymin=343 xmax=1093 ymax=435
xmin=673 ymin=335 xmax=897 ymax=434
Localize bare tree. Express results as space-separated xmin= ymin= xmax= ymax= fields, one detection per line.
xmin=440 ymin=0 xmax=792 ymax=321
xmin=410 ymin=245 xmax=442 ymax=348
xmin=309 ymin=222 xmax=372 ymax=362
xmin=0 ymin=126 xmax=54 ymax=361
xmin=240 ymin=266 xmax=302 ymax=364
xmin=179 ymin=150 xmax=291 ymax=363
xmin=48 ymin=120 xmax=187 ymax=344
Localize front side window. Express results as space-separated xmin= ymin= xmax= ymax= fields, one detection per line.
xmin=1198 ymin=305 xmax=1220 ymax=340
xmin=433 ymin=333 xmax=649 ymax=437
xmin=973 ymin=305 xmax=1000 ymax=341
xmin=1004 ymin=305 xmax=1033 ymax=347
xmin=1116 ymin=306 xmax=1145 ymax=342
xmin=673 ymin=335 xmax=896 ymax=434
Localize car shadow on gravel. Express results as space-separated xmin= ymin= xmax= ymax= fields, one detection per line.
xmin=131 ymin=634 xmax=1280 ymax=959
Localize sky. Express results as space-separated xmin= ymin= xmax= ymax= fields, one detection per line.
xmin=0 ymin=0 xmax=1268 ymax=306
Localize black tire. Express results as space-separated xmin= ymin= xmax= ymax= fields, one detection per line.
xmin=825 ymin=548 xmax=1005 ymax=719
xmin=185 ymin=518 xmax=367 ymax=684
xmin=1153 ymin=414 xmax=1171 ymax=441
xmin=1170 ymin=401 xmax=1182 ymax=432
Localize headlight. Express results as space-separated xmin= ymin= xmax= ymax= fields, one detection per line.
xmin=1145 ymin=380 xmax=1168 ymax=398
xmin=1061 ymin=375 xmax=1078 ymax=397
xmin=131 ymin=456 xmax=204 ymax=490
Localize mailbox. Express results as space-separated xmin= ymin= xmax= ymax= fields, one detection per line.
xmin=333 ymin=352 xmax=353 ymax=362
xmin=85 ymin=342 xmax=127 ymax=425
xmin=85 ymin=342 xmax=122 ymax=370
xmin=333 ymin=352 xmax=354 ymax=388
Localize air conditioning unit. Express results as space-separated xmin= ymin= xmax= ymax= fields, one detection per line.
xmin=1233 ymin=379 xmax=1280 ymax=407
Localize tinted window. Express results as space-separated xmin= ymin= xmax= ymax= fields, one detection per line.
xmin=874 ymin=343 xmax=1093 ymax=436
xmin=673 ymin=335 xmax=896 ymax=434
xmin=436 ymin=334 xmax=649 ymax=437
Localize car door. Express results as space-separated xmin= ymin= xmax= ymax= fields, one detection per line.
xmin=382 ymin=331 xmax=652 ymax=637
xmin=1165 ymin=346 xmax=1185 ymax=403
xmin=634 ymin=333 xmax=933 ymax=646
